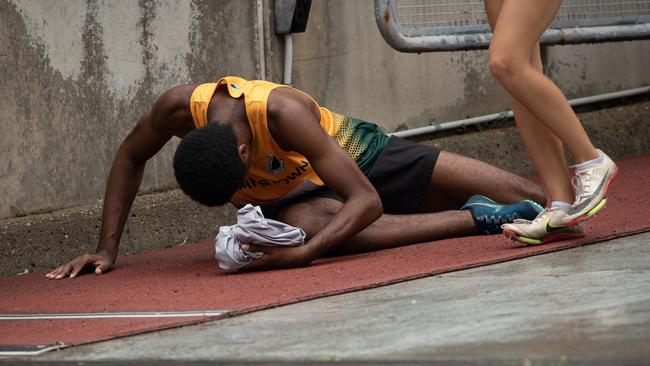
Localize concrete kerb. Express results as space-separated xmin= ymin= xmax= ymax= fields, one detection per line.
xmin=1 ymin=191 xmax=236 ymax=277
xmin=1 ymin=98 xmax=649 ymax=277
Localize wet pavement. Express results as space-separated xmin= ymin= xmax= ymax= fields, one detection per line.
xmin=25 ymin=232 xmax=650 ymax=363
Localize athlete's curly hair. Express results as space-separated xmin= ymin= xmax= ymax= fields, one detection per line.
xmin=173 ymin=123 xmax=246 ymax=206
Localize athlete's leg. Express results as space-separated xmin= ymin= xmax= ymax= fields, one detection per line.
xmin=485 ymin=0 xmax=574 ymax=204
xmin=417 ymin=151 xmax=546 ymax=212
xmin=276 ymin=196 xmax=476 ymax=256
xmin=486 ymin=0 xmax=598 ymax=164
xmin=486 ymin=0 xmax=617 ymax=228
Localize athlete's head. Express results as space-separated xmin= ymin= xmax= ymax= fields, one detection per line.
xmin=173 ymin=123 xmax=247 ymax=206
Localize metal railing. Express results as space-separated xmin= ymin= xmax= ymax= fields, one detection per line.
xmin=375 ymin=0 xmax=650 ymax=52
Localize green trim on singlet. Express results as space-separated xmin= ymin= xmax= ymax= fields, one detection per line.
xmin=336 ymin=117 xmax=390 ymax=175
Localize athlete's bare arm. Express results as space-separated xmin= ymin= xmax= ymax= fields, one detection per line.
xmin=46 ymin=84 xmax=198 ymax=279
xmin=241 ymin=87 xmax=383 ymax=270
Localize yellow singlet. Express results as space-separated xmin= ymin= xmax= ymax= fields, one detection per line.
xmin=189 ymin=76 xmax=388 ymax=207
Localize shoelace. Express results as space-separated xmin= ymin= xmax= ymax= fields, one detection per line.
xmin=481 ymin=213 xmax=519 ymax=234
xmin=484 ymin=213 xmax=517 ymax=225
xmin=572 ymin=168 xmax=595 ymax=202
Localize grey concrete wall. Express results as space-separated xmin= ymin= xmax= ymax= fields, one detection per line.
xmin=1 ymin=0 xmax=649 ymax=220
xmin=0 ymin=0 xmax=261 ymax=219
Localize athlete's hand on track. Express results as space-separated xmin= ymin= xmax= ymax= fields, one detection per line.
xmin=46 ymin=251 xmax=114 ymax=279
xmin=240 ymin=244 xmax=313 ymax=271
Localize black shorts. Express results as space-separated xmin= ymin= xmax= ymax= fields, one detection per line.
xmin=366 ymin=136 xmax=440 ymax=213
xmin=262 ymin=136 xmax=440 ymax=217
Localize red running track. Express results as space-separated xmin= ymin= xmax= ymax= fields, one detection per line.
xmin=1 ymin=155 xmax=649 ymax=347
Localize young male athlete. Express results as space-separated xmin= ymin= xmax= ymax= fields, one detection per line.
xmin=47 ymin=76 xmax=546 ymax=279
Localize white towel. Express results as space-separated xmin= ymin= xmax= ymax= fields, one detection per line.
xmin=215 ymin=204 xmax=306 ymax=272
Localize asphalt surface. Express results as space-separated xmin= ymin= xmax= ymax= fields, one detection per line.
xmin=18 ymin=231 xmax=649 ymax=365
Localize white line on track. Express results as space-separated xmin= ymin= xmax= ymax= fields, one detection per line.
xmin=0 ymin=310 xmax=230 ymax=320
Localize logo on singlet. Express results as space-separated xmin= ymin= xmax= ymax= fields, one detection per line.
xmin=266 ymin=155 xmax=285 ymax=175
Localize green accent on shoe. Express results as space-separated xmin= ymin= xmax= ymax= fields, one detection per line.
xmin=586 ymin=198 xmax=607 ymax=218
xmin=517 ymin=236 xmax=542 ymax=245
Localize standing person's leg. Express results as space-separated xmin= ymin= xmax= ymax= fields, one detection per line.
xmin=485 ymin=0 xmax=573 ymax=206
xmin=485 ymin=0 xmax=580 ymax=244
xmin=485 ymin=0 xmax=617 ymax=233
xmin=487 ymin=0 xmax=597 ymax=162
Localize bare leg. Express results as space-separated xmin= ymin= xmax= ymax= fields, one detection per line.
xmin=485 ymin=0 xmax=574 ymax=204
xmin=275 ymin=148 xmax=547 ymax=255
xmin=486 ymin=0 xmax=598 ymax=165
xmin=277 ymin=197 xmax=476 ymax=256
xmin=418 ymin=151 xmax=546 ymax=212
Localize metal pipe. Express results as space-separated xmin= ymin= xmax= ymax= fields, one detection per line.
xmin=263 ymin=0 xmax=274 ymax=81
xmin=390 ymin=86 xmax=650 ymax=139
xmin=374 ymin=0 xmax=650 ymax=53
xmin=283 ymin=33 xmax=293 ymax=85
xmin=255 ymin=0 xmax=266 ymax=80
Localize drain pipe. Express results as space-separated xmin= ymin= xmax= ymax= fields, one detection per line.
xmin=283 ymin=33 xmax=293 ymax=85
xmin=274 ymin=0 xmax=312 ymax=85
xmin=255 ymin=0 xmax=266 ymax=80
xmin=390 ymin=85 xmax=650 ymax=139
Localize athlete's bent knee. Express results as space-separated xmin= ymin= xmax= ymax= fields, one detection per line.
xmin=488 ymin=48 xmax=524 ymax=86
xmin=276 ymin=199 xmax=340 ymax=239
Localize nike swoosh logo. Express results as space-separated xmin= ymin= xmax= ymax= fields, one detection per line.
xmin=571 ymin=168 xmax=610 ymax=212
xmin=545 ymin=219 xmax=568 ymax=233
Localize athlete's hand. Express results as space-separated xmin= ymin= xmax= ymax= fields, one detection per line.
xmin=240 ymin=244 xmax=313 ymax=271
xmin=46 ymin=251 xmax=114 ymax=280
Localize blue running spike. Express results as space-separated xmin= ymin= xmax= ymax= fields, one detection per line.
xmin=461 ymin=195 xmax=544 ymax=235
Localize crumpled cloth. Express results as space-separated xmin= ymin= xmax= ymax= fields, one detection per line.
xmin=215 ymin=204 xmax=306 ymax=272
